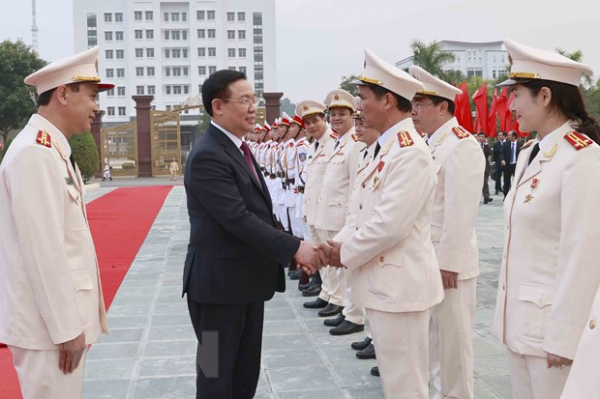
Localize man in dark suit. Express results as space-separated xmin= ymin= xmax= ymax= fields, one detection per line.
xmin=492 ymin=131 xmax=507 ymax=194
xmin=500 ymin=130 xmax=521 ymax=198
xmin=183 ymin=70 xmax=328 ymax=399
xmin=477 ymin=132 xmax=493 ymax=204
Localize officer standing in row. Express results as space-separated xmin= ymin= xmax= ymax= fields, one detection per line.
xmin=0 ymin=46 xmax=111 ymax=399
xmin=410 ymin=65 xmax=485 ymax=399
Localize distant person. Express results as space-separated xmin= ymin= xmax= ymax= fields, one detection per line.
xmin=103 ymin=162 xmax=112 ymax=181
xmin=478 ymin=132 xmax=493 ymax=204
xmin=501 ymin=130 xmax=521 ymax=197
xmin=169 ymin=157 xmax=179 ymax=181
xmin=493 ymin=131 xmax=507 ymax=194
xmin=0 ymin=46 xmax=111 ymax=399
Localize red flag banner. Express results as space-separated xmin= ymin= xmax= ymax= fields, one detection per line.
xmin=472 ymin=83 xmax=488 ymax=135
xmin=455 ymin=82 xmax=473 ymax=132
xmin=497 ymin=87 xmax=508 ymax=131
xmin=487 ymin=88 xmax=498 ymax=137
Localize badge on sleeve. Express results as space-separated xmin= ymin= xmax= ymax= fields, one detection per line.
xmin=36 ymin=130 xmax=51 ymax=148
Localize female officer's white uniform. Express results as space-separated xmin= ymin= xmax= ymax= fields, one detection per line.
xmin=492 ymin=39 xmax=600 ymax=399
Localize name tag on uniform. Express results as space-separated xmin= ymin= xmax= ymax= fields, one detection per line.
xmin=65 ymin=177 xmax=73 ymax=185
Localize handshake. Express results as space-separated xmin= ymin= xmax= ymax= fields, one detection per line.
xmin=293 ymin=240 xmax=344 ymax=275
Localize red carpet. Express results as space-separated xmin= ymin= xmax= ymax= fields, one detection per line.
xmin=0 ymin=186 xmax=173 ymax=399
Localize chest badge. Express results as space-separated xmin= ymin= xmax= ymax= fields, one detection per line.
xmin=65 ymin=177 xmax=73 ymax=185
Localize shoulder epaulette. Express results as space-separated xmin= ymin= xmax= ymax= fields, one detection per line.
xmin=35 ymin=130 xmax=51 ymax=148
xmin=330 ymin=132 xmax=339 ymax=140
xmin=452 ymin=126 xmax=471 ymax=139
xmin=397 ymin=131 xmax=415 ymax=148
xmin=521 ymin=139 xmax=536 ymax=149
xmin=288 ymin=142 xmax=294 ymax=148
xmin=351 ymin=133 xmax=358 ymax=142
xmin=564 ymin=131 xmax=593 ymax=150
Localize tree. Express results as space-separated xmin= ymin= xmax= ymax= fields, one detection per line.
xmin=444 ymin=69 xmax=467 ymax=85
xmin=69 ymin=132 xmax=99 ymax=183
xmin=410 ymin=40 xmax=456 ymax=81
xmin=556 ymin=48 xmax=593 ymax=87
xmin=0 ymin=40 xmax=47 ymax=147
xmin=280 ymin=97 xmax=297 ymax=117
xmin=196 ymin=110 xmax=211 ymax=141
xmin=340 ymin=75 xmax=360 ymax=96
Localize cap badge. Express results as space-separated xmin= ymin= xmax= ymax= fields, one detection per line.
xmin=334 ymin=94 xmax=340 ymax=100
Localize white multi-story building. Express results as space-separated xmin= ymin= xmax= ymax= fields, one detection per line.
xmin=73 ymin=0 xmax=276 ymax=125
xmin=396 ymin=40 xmax=509 ymax=81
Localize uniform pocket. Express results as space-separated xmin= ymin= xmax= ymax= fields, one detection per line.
xmin=71 ymin=270 xmax=94 ymax=291
xmin=367 ymin=252 xmax=403 ymax=298
xmin=517 ymin=283 xmax=554 ymax=341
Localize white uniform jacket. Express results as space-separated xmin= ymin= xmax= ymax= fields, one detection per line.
xmin=493 ymin=121 xmax=600 ymax=360
xmin=316 ymin=128 xmax=366 ymax=232
xmin=428 ymin=118 xmax=484 ymax=280
xmin=304 ymin=130 xmax=335 ymax=226
xmin=0 ymin=114 xmax=108 ymax=350
xmin=334 ymin=118 xmax=444 ymax=313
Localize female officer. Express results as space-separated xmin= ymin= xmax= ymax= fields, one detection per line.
xmin=492 ymin=39 xmax=600 ymax=398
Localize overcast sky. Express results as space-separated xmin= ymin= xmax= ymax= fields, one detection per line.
xmin=1 ymin=0 xmax=599 ymax=104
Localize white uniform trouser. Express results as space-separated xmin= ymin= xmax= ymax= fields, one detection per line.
xmin=368 ymin=308 xmax=430 ymax=399
xmin=314 ymin=228 xmax=343 ymax=306
xmin=339 ymin=268 xmax=366 ymax=325
xmin=507 ymin=348 xmax=570 ymax=399
xmin=429 ymin=277 xmax=476 ymax=399
xmin=268 ymin=178 xmax=280 ymax=222
xmin=9 ymin=345 xmax=87 ymax=399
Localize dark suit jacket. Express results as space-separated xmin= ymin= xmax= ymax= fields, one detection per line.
xmin=183 ymin=123 xmax=300 ymax=305
xmin=493 ymin=140 xmax=505 ymax=164
xmin=500 ymin=140 xmax=521 ymax=164
xmin=481 ymin=143 xmax=492 ymax=174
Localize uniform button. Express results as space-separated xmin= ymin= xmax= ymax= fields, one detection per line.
xmin=362 ymin=183 xmax=366 ymax=188
xmin=590 ymin=320 xmax=596 ymax=330
xmin=359 ymin=204 xmax=363 ymax=210
xmin=379 ymin=256 xmax=385 ymax=262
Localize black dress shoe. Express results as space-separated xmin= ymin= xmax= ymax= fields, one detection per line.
xmin=289 ymin=268 xmax=303 ymax=280
xmin=318 ymin=303 xmax=344 ymax=317
xmin=356 ymin=343 xmax=376 ymax=359
xmin=495 ymin=190 xmax=499 ymax=195
xmin=298 ymin=281 xmax=312 ymax=291
xmin=484 ymin=197 xmax=493 ymax=204
xmin=301 ymin=284 xmax=321 ymax=297
xmin=351 ymin=336 xmax=372 ymax=351
xmin=303 ymin=298 xmax=328 ymax=309
xmin=370 ymin=366 xmax=379 ymax=377
xmin=329 ymin=320 xmax=364 ymax=336
xmin=324 ymin=314 xmax=345 ymax=327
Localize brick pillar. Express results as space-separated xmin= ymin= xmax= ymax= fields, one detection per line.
xmin=263 ymin=92 xmax=283 ymax=125
xmin=133 ymin=95 xmax=154 ymax=177
xmin=91 ymin=111 xmax=104 ymax=178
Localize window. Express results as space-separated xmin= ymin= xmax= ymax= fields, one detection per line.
xmin=208 ymin=47 xmax=216 ymax=57
xmin=104 ymin=13 xmax=112 ymax=23
xmin=493 ymin=70 xmax=497 ymax=79
xmin=166 ymin=105 xmax=172 ymax=111
xmin=136 ymin=67 xmax=144 ymax=76
xmin=184 ymin=85 xmax=189 ymax=94
xmin=183 ymin=67 xmax=189 ymax=76
xmin=238 ymin=30 xmax=246 ymax=39
xmin=116 ymin=49 xmax=124 ymax=59
xmin=106 ymin=69 xmax=114 ymax=78
xmin=106 ymin=88 xmax=114 ymax=96
xmin=146 ymin=48 xmax=154 ymax=57
xmin=145 ymin=11 xmax=153 ymax=21
xmin=117 ymin=68 xmax=125 ymax=77
xmin=118 ymin=107 xmax=126 ymax=116
xmin=227 ymin=30 xmax=235 ymax=39
xmin=182 ymin=48 xmax=188 ymax=58
xmin=105 ymin=32 xmax=113 ymax=41
xmin=165 ymin=67 xmax=171 ymax=76
xmin=182 ymin=30 xmax=188 ymax=40
xmin=116 ymin=31 xmax=124 ymax=41
xmin=198 ymin=84 xmax=203 ymax=93
xmin=238 ymin=48 xmax=246 ymax=58
xmin=172 ymin=31 xmax=180 ymax=40
xmin=134 ymin=11 xmax=142 ymax=21
xmin=148 ymin=85 xmax=155 ymax=95
xmin=198 ymin=66 xmax=206 ymax=75
xmin=164 ymin=31 xmax=170 ymax=40
xmin=173 ymin=67 xmax=181 ymax=76
xmin=253 ymin=12 xmax=262 ymax=25
xmin=197 ymin=47 xmax=206 ymax=57
xmin=171 ymin=13 xmax=179 ymax=22
xmin=165 ymin=49 xmax=170 ymax=58
xmin=166 ymin=86 xmax=171 ymax=95
xmin=207 ymin=10 xmax=215 ymax=20
xmin=164 ymin=12 xmax=169 ymax=22
xmin=115 ymin=13 xmax=123 ymax=22
xmin=208 ymin=29 xmax=215 ymax=38
xmin=135 ymin=48 xmax=143 ymax=57
xmin=105 ymin=50 xmax=113 ymax=59
xmin=135 ymin=30 xmax=143 ymax=39
xmin=117 ymin=86 xmax=125 ymax=96
xmin=137 ymin=86 xmax=145 ymax=95
xmin=197 ymin=29 xmax=205 ymax=38
xmin=107 ymin=107 xmax=115 ymax=116
xmin=228 ymin=66 xmax=236 ymax=71
xmin=238 ymin=12 xmax=245 ymax=22
xmin=174 ymin=85 xmax=182 ymax=95
xmin=227 ymin=12 xmax=235 ymax=21
xmin=173 ymin=49 xmax=181 ymax=58
xmin=228 ymin=48 xmax=235 ymax=57
xmin=239 ymin=66 xmax=246 ymax=74
xmin=146 ymin=29 xmax=154 ymax=39
xmin=147 ymin=67 xmax=155 ymax=76
xmin=209 ymin=66 xmax=216 ymax=74
xmin=197 ymin=10 xmax=205 ymax=20
xmin=182 ymin=12 xmax=187 ymax=22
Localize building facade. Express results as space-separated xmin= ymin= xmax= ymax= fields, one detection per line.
xmin=73 ymin=0 xmax=276 ymax=124
xmin=396 ymin=40 xmax=508 ymax=81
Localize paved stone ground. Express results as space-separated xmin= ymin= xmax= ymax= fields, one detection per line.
xmin=82 ymin=184 xmax=512 ymax=399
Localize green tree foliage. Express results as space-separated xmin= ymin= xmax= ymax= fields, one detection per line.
xmin=339 ymin=75 xmax=360 ymax=96
xmin=444 ymin=69 xmax=467 ymax=85
xmin=0 ymin=138 xmax=13 ymax=164
xmin=556 ymin=48 xmax=593 ymax=87
xmin=280 ymin=97 xmax=297 ymax=117
xmin=0 ymin=40 xmax=47 ymax=147
xmin=410 ymin=40 xmax=456 ymax=81
xmin=69 ymin=132 xmax=99 ymax=183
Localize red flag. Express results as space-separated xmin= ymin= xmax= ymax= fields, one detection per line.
xmin=472 ymin=83 xmax=488 ymax=135
xmin=496 ymin=87 xmax=508 ymax=131
xmin=487 ymin=88 xmax=498 ymax=137
xmin=506 ymin=92 xmax=527 ymax=137
xmin=454 ymin=82 xmax=473 ymax=132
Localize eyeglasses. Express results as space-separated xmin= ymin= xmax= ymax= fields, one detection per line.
xmin=411 ymin=101 xmax=434 ymax=111
xmin=222 ymin=97 xmax=259 ymax=109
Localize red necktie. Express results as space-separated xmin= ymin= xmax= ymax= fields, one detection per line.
xmin=240 ymin=141 xmax=259 ymax=182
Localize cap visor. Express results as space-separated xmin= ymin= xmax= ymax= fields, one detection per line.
xmin=350 ymin=79 xmax=367 ymax=86
xmin=496 ymin=78 xmax=518 ymax=87
xmin=98 ymin=83 xmax=115 ymax=92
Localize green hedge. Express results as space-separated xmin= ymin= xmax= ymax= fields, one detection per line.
xmin=69 ymin=132 xmax=99 ymax=183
